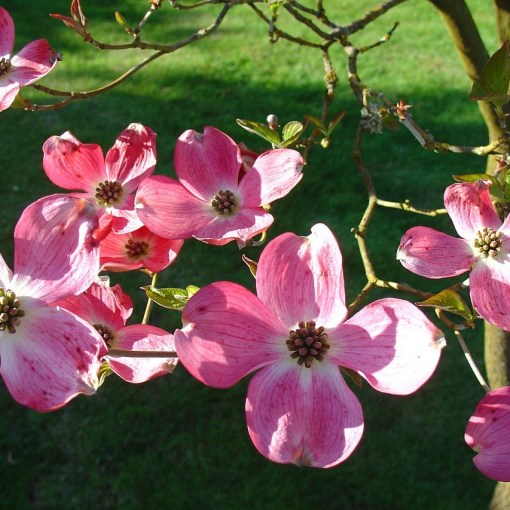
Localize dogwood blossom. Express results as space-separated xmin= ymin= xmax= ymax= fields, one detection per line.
xmin=0 ymin=195 xmax=106 ymax=411
xmin=135 ymin=126 xmax=303 ymax=247
xmin=0 ymin=7 xmax=59 ymax=112
xmin=397 ymin=180 xmax=510 ymax=330
xmin=99 ymin=226 xmax=184 ymax=273
xmin=42 ymin=123 xmax=157 ymax=233
xmin=175 ymin=223 xmax=443 ymax=467
xmin=55 ymin=280 xmax=178 ymax=383
xmin=465 ymin=386 xmax=510 ymax=481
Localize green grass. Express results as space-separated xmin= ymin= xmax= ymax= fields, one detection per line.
xmin=0 ymin=0 xmax=500 ymax=508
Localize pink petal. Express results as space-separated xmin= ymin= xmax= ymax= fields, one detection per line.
xmin=0 ymin=81 xmax=19 ymax=112
xmin=0 ymin=251 xmax=13 ymax=287
xmin=470 ymin=259 xmax=510 ymax=331
xmin=0 ymin=302 xmax=106 ymax=412
xmin=136 ymin=175 xmax=214 ymax=239
xmin=108 ymin=325 xmax=178 ymax=383
xmin=175 ymin=281 xmax=287 ymax=388
xmin=105 ymin=123 xmax=157 ymax=187
xmin=174 ymin=126 xmax=242 ymax=200
xmin=444 ymin=181 xmax=501 ymax=240
xmin=329 ymin=298 xmax=444 ymax=395
xmin=193 ymin=207 xmax=273 ymax=245
xmin=0 ymin=7 xmax=14 ymax=57
xmin=12 ymin=195 xmax=100 ymax=302
xmin=10 ymin=39 xmax=58 ymax=86
xmin=465 ymin=386 xmax=510 ymax=481
xmin=110 ymin=206 xmax=145 ymax=234
xmin=246 ymin=360 xmax=364 ymax=467
xmin=55 ymin=281 xmax=132 ymax=332
xmin=42 ymin=132 xmax=106 ymax=192
xmin=397 ymin=226 xmax=476 ymax=278
xmin=240 ymin=149 xmax=303 ymax=207
xmin=256 ymin=224 xmax=347 ymax=329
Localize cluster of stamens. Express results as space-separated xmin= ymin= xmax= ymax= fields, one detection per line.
xmin=95 ymin=180 xmax=123 ymax=206
xmin=212 ymin=190 xmax=237 ymax=215
xmin=0 ymin=288 xmax=25 ymax=334
xmin=286 ymin=320 xmax=330 ymax=368
xmin=125 ymin=239 xmax=149 ymax=259
xmin=93 ymin=323 xmax=115 ymax=348
xmin=0 ymin=57 xmax=11 ymax=75
xmin=474 ymin=227 xmax=503 ymax=258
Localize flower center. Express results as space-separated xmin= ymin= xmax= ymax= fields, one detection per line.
xmin=125 ymin=239 xmax=149 ymax=259
xmin=0 ymin=57 xmax=12 ymax=75
xmin=93 ymin=323 xmax=115 ymax=348
xmin=95 ymin=180 xmax=123 ymax=207
xmin=286 ymin=320 xmax=330 ymax=368
xmin=212 ymin=190 xmax=237 ymax=215
xmin=473 ymin=227 xmax=503 ymax=258
xmin=0 ymin=288 xmax=25 ymax=334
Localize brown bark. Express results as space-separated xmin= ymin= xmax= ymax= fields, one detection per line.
xmin=495 ymin=0 xmax=510 ymax=44
xmin=427 ymin=1 xmax=510 ymax=507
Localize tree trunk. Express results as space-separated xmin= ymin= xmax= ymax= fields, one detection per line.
xmin=427 ymin=1 xmax=510 ymax=507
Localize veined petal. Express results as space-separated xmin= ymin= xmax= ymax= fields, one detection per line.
xmin=470 ymin=258 xmax=510 ymax=331
xmin=175 ymin=281 xmax=287 ymax=388
xmin=246 ymin=360 xmax=364 ymax=468
xmin=194 ymin=208 xmax=273 ymax=245
xmin=329 ymin=298 xmax=444 ymax=395
xmin=136 ymin=175 xmax=213 ymax=239
xmin=465 ymin=386 xmax=510 ymax=482
xmin=0 ymin=81 xmax=19 ymax=112
xmin=10 ymin=39 xmax=58 ymax=86
xmin=105 ymin=123 xmax=157 ymax=186
xmin=256 ymin=224 xmax=347 ymax=329
xmin=0 ymin=302 xmax=107 ymax=412
xmin=12 ymin=195 xmax=100 ymax=302
xmin=43 ymin=132 xmax=106 ymax=192
xmin=239 ymin=149 xmax=303 ymax=207
xmin=55 ymin=281 xmax=132 ymax=332
xmin=397 ymin=226 xmax=475 ymax=278
xmin=0 ymin=7 xmax=14 ymax=57
xmin=108 ymin=325 xmax=178 ymax=383
xmin=174 ymin=126 xmax=242 ymax=200
xmin=445 ymin=181 xmax=501 ymax=240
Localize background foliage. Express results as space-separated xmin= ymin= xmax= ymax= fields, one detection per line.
xmin=0 ymin=0 xmax=499 ymax=508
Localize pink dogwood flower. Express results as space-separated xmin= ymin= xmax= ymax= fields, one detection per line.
xmin=135 ymin=126 xmax=303 ymax=247
xmin=99 ymin=225 xmax=184 ymax=273
xmin=0 ymin=194 xmax=106 ymax=411
xmin=397 ymin=180 xmax=510 ymax=330
xmin=465 ymin=386 xmax=510 ymax=481
xmin=42 ymin=123 xmax=157 ymax=234
xmin=0 ymin=7 xmax=59 ymax=112
xmin=175 ymin=223 xmax=444 ymax=467
xmin=55 ymin=280 xmax=178 ymax=383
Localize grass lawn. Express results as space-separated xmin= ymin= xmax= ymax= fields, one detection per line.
xmin=0 ymin=0 xmax=501 ymax=508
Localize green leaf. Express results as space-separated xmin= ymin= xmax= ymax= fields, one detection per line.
xmin=236 ymin=119 xmax=281 ymax=146
xmin=115 ymin=11 xmax=130 ymax=30
xmin=469 ymin=41 xmax=510 ymax=109
xmin=417 ymin=289 xmax=476 ymax=323
xmin=142 ymin=285 xmax=199 ymax=311
xmin=303 ymin=114 xmax=325 ymax=133
xmin=453 ymin=173 xmax=504 ymax=199
xmin=327 ymin=111 xmax=346 ymax=133
xmin=280 ymin=121 xmax=305 ymax=147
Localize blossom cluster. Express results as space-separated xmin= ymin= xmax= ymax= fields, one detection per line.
xmin=2 ymin=3 xmax=508 ymax=481
xmin=397 ymin=179 xmax=510 ymax=481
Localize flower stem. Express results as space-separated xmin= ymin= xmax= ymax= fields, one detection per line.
xmin=142 ymin=272 xmax=158 ymax=325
